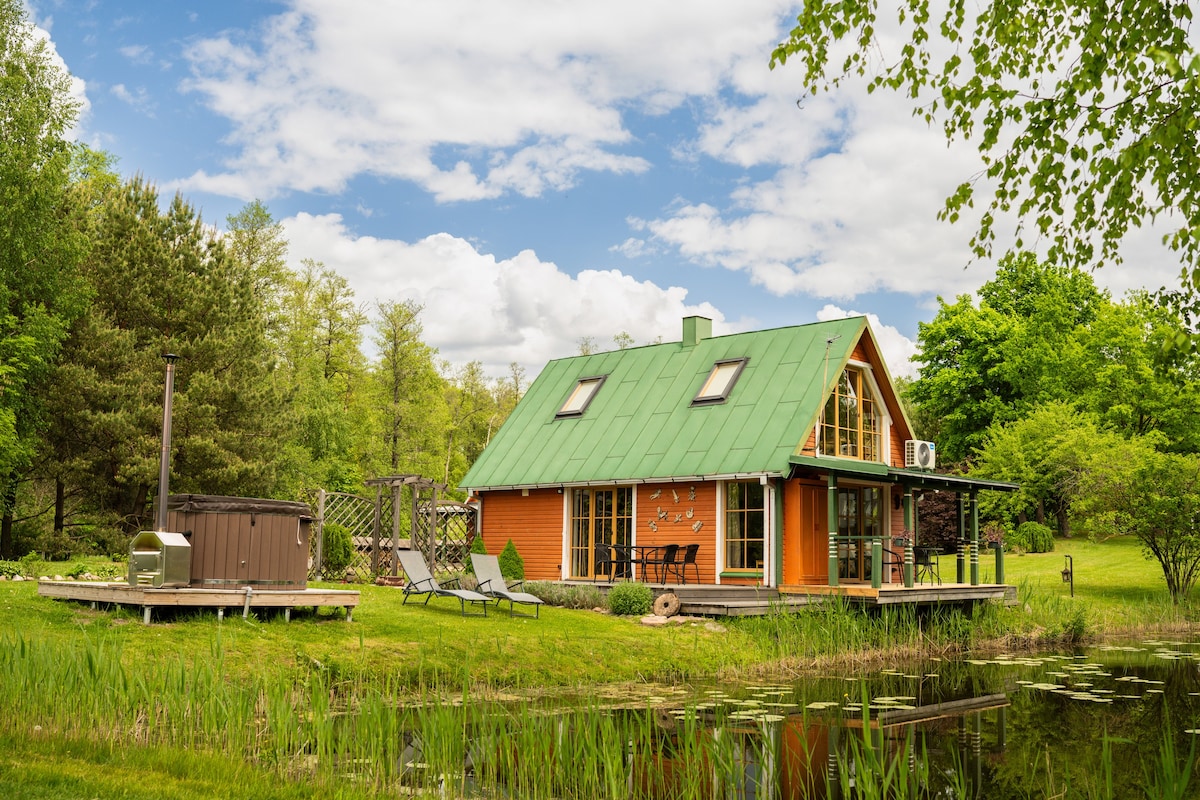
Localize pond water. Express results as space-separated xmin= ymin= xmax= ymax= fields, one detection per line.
xmin=364 ymin=641 xmax=1200 ymax=799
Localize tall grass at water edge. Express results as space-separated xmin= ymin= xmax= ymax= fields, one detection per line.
xmin=729 ymin=596 xmax=1035 ymax=666
xmin=0 ymin=629 xmax=796 ymax=799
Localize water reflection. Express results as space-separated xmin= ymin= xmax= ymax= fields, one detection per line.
xmin=383 ymin=641 xmax=1200 ymax=799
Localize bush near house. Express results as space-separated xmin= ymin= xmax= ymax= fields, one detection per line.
xmin=607 ymin=582 xmax=653 ymax=616
xmin=498 ymin=539 xmax=525 ymax=580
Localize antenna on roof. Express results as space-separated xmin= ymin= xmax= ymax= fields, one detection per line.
xmin=820 ymin=334 xmax=844 ymax=457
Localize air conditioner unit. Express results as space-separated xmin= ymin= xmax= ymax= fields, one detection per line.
xmin=905 ymin=440 xmax=936 ymax=470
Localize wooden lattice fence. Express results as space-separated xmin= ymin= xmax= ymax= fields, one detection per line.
xmin=306 ymin=477 xmax=477 ymax=582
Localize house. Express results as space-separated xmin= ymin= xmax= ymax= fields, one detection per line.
xmin=460 ymin=316 xmax=1016 ymax=597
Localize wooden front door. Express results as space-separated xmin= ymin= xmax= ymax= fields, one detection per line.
xmin=782 ymin=481 xmax=829 ymax=586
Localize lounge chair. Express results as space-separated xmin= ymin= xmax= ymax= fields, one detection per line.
xmin=396 ymin=549 xmax=489 ymax=616
xmin=470 ymin=554 xmax=544 ymax=619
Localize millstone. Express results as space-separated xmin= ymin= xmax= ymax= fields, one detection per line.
xmin=653 ymin=592 xmax=681 ymax=617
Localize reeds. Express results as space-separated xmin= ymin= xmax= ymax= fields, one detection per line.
xmin=2 ymin=629 xmax=1197 ymax=799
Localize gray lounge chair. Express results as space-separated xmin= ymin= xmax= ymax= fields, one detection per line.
xmin=470 ymin=553 xmax=544 ymax=619
xmin=397 ymin=550 xmax=489 ymax=617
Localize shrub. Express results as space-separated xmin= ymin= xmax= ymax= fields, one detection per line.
xmin=322 ymin=522 xmax=354 ymax=576
xmin=467 ymin=533 xmax=488 ymax=575
xmin=607 ymin=582 xmax=653 ymax=616
xmin=1012 ymin=521 xmax=1055 ymax=553
xmin=18 ymin=552 xmax=43 ymax=577
xmin=0 ymin=561 xmax=20 ymax=578
xmin=525 ymin=581 xmax=604 ymax=609
xmin=497 ymin=539 xmax=525 ymax=581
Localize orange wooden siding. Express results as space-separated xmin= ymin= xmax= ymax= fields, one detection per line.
xmin=478 ymin=489 xmax=565 ymax=581
xmin=635 ymin=482 xmax=718 ymax=583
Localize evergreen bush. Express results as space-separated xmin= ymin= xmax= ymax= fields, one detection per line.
xmin=467 ymin=533 xmax=488 ymax=575
xmin=607 ymin=582 xmax=653 ymax=616
xmin=322 ymin=522 xmax=354 ymax=576
xmin=498 ymin=539 xmax=525 ymax=580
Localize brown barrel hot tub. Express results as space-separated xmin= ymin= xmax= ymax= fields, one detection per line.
xmin=166 ymin=494 xmax=312 ymax=589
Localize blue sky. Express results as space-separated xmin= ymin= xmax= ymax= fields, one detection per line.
xmin=33 ymin=0 xmax=1180 ymax=380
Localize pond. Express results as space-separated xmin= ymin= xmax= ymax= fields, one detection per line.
xmin=367 ymin=640 xmax=1200 ymax=799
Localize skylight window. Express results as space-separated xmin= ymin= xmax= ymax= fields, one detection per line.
xmin=556 ymin=375 xmax=607 ymax=418
xmin=692 ymin=358 xmax=748 ymax=406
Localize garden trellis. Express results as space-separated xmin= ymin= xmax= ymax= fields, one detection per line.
xmin=307 ymin=475 xmax=477 ymax=582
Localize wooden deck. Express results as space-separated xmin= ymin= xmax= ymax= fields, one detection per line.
xmin=37 ymin=580 xmax=360 ymax=624
xmin=579 ymin=580 xmax=1017 ymax=617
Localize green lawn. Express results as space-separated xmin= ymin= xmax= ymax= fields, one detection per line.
xmin=2 ymin=534 xmax=1195 ymax=693
xmin=957 ymin=534 xmax=1195 ymax=631
xmin=2 ymin=539 xmax=1198 ymax=798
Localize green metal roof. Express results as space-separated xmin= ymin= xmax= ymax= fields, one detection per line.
xmin=461 ymin=317 xmax=880 ymax=489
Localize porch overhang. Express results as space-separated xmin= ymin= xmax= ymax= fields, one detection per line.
xmin=787 ymin=455 xmax=1019 ymax=493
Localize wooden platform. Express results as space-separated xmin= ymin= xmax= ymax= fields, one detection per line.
xmin=578 ymin=580 xmax=1017 ymax=617
xmin=37 ymin=580 xmax=360 ymax=624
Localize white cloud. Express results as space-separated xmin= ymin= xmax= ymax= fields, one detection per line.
xmin=177 ymin=0 xmax=795 ymax=201
xmin=110 ymin=83 xmax=153 ymax=115
xmin=816 ymin=304 xmax=919 ymax=380
xmin=279 ymin=213 xmax=725 ymax=377
xmin=119 ymin=43 xmax=152 ymax=64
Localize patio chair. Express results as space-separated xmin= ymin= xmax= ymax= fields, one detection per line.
xmin=470 ymin=554 xmax=544 ymax=618
xmin=665 ymin=543 xmax=700 ymax=584
xmin=594 ymin=543 xmax=619 ymax=582
xmin=396 ymin=549 xmax=489 ymax=616
xmin=640 ymin=544 xmax=678 ymax=584
xmin=914 ymin=546 xmax=941 ymax=585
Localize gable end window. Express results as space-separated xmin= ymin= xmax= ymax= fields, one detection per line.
xmin=819 ymin=366 xmax=883 ymax=461
xmin=692 ymin=358 xmax=749 ymax=406
xmin=556 ymin=375 xmax=607 ymax=418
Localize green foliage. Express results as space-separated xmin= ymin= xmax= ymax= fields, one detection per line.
xmin=0 ymin=0 xmax=91 ymax=557
xmin=771 ymin=0 xmax=1200 ymax=301
xmin=524 ymin=580 xmax=604 ymax=610
xmin=606 ymin=581 xmax=652 ymax=616
xmin=18 ymin=551 xmax=42 ymax=577
xmin=0 ymin=561 xmax=18 ymax=578
xmin=1077 ymin=449 xmax=1200 ymax=604
xmin=321 ymin=522 xmax=353 ymax=577
xmin=1011 ymin=522 xmax=1055 ymax=554
xmin=497 ymin=539 xmax=524 ymax=581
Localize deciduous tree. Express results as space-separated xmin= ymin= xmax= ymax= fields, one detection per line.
xmin=772 ymin=0 xmax=1200 ymax=306
xmin=0 ymin=0 xmax=89 ymax=555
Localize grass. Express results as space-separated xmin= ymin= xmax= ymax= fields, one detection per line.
xmin=3 ymin=535 xmax=1196 ymax=692
xmin=2 ymin=535 xmax=1198 ymax=797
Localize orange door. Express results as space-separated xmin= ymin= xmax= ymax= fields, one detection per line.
xmin=782 ymin=481 xmax=829 ymax=586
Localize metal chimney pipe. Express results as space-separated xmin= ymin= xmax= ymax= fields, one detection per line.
xmin=156 ymin=354 xmax=180 ymax=532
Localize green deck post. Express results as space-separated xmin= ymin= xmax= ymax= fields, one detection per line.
xmin=993 ymin=541 xmax=1005 ymax=584
xmin=871 ymin=537 xmax=882 ymax=589
xmin=902 ymin=488 xmax=914 ymax=587
xmin=970 ymin=489 xmax=980 ymax=586
xmin=956 ymin=493 xmax=967 ymax=584
xmin=827 ymin=473 xmax=839 ymax=587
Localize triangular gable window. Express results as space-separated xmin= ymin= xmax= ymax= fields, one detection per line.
xmin=692 ymin=358 xmax=748 ymax=406
xmin=556 ymin=375 xmax=607 ymax=418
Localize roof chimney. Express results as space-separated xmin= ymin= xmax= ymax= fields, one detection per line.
xmin=682 ymin=316 xmax=712 ymax=347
